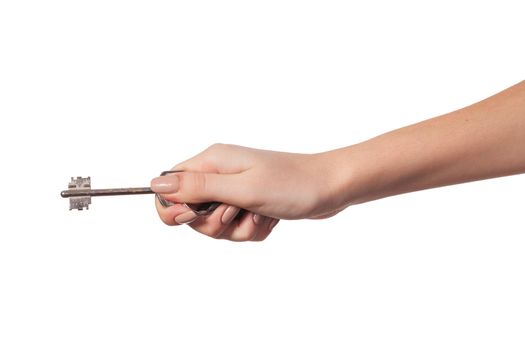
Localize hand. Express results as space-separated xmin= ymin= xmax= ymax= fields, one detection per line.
xmin=150 ymin=144 xmax=345 ymax=241
xmin=150 ymin=82 xmax=525 ymax=241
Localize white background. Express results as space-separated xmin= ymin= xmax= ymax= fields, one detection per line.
xmin=1 ymin=1 xmax=524 ymax=349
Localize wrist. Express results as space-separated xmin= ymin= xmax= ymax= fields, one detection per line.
xmin=326 ymin=117 xmax=463 ymax=207
xmin=322 ymin=144 xmax=371 ymax=208
xmin=322 ymin=140 xmax=402 ymax=208
xmin=313 ymin=146 xmax=367 ymax=212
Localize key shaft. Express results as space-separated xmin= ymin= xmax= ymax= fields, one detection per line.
xmin=61 ymin=187 xmax=153 ymax=198
xmin=62 ymin=175 xmax=219 ymax=214
xmin=62 ymin=177 xmax=155 ymax=210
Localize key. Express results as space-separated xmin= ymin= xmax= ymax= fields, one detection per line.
xmin=60 ymin=176 xmax=153 ymax=210
xmin=61 ymin=173 xmax=220 ymax=214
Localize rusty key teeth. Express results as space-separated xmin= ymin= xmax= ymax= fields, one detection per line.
xmin=69 ymin=196 xmax=91 ymax=211
xmin=67 ymin=176 xmax=92 ymax=210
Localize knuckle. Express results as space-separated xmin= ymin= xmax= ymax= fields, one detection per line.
xmin=210 ymin=231 xmax=223 ymax=239
xmin=254 ymin=234 xmax=268 ymax=242
xmin=241 ymin=226 xmax=258 ymax=241
xmin=206 ymin=143 xmax=236 ymax=156
xmin=207 ymin=224 xmax=224 ymax=239
xmin=155 ymin=200 xmax=177 ymax=226
xmin=189 ymin=217 xmax=226 ymax=239
xmin=246 ymin=230 xmax=258 ymax=241
xmin=159 ymin=213 xmax=176 ymax=226
xmin=207 ymin=143 xmax=226 ymax=152
xmin=195 ymin=227 xmax=222 ymax=239
xmin=181 ymin=172 xmax=208 ymax=195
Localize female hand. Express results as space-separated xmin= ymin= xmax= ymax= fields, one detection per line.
xmin=150 ymin=82 xmax=525 ymax=241
xmin=150 ymin=144 xmax=345 ymax=241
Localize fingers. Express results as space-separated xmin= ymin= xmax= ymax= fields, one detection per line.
xmin=154 ymin=197 xmax=196 ymax=226
xmin=252 ymin=218 xmax=279 ymax=241
xmin=209 ymin=212 xmax=276 ymax=242
xmin=151 ymin=171 xmax=254 ymax=209
xmin=185 ymin=203 xmax=241 ymax=239
xmin=221 ymin=212 xmax=260 ymax=241
xmin=154 ymin=197 xmax=277 ymax=241
xmin=188 ymin=210 xmax=276 ymax=242
xmin=152 ymin=143 xmax=282 ymax=241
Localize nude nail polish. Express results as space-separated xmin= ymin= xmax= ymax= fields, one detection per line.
xmin=221 ymin=206 xmax=240 ymax=225
xmin=151 ymin=176 xmax=179 ymax=193
xmin=175 ymin=211 xmax=198 ymax=224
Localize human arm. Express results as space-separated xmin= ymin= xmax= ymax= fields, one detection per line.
xmin=151 ymin=81 xmax=525 ymax=241
xmin=334 ymin=80 xmax=525 ymax=206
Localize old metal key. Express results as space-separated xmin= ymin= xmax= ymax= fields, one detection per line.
xmin=60 ymin=176 xmax=153 ymax=210
xmin=61 ymin=172 xmax=219 ymax=214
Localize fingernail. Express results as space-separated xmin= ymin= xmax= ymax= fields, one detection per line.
xmin=221 ymin=206 xmax=240 ymax=225
xmin=151 ymin=176 xmax=179 ymax=193
xmin=252 ymin=213 xmax=262 ymax=225
xmin=175 ymin=211 xmax=198 ymax=224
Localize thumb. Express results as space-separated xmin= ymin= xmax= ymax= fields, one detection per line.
xmin=150 ymin=171 xmax=246 ymax=206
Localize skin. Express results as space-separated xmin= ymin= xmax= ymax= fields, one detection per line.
xmin=151 ymin=80 xmax=525 ymax=241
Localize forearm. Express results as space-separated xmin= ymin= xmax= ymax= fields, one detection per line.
xmin=331 ymin=80 xmax=525 ymax=206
